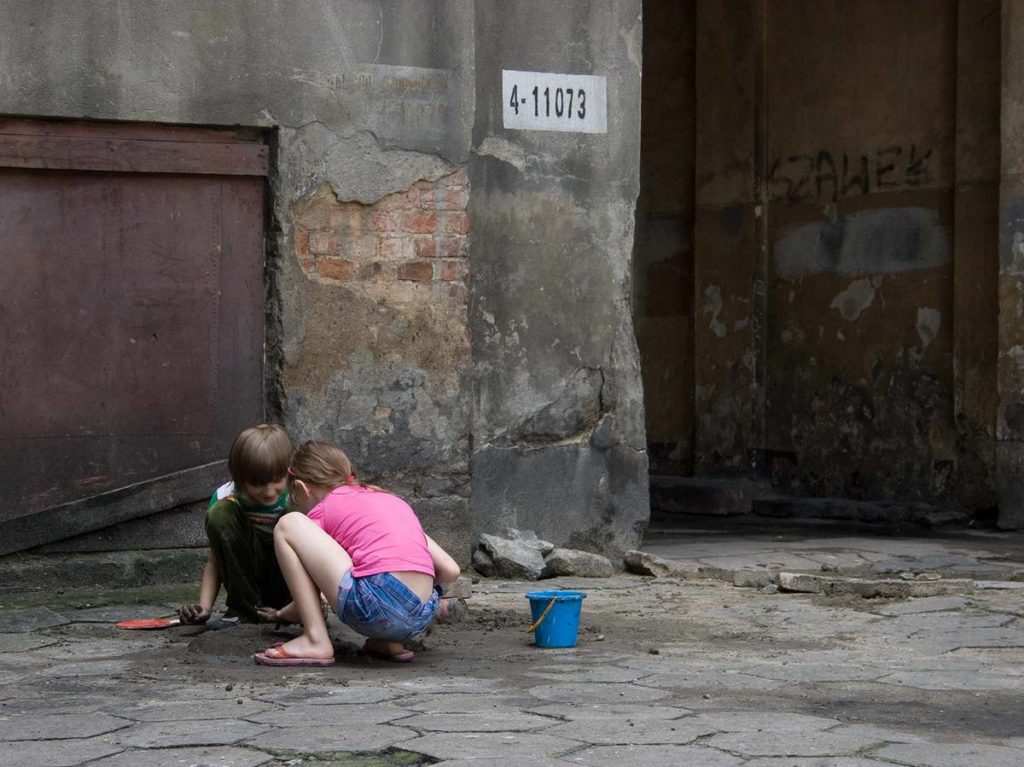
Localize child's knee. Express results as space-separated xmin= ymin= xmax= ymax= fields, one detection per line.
xmin=273 ymin=511 xmax=307 ymax=539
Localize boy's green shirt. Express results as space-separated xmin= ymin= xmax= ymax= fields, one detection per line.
xmin=208 ymin=481 xmax=291 ymax=532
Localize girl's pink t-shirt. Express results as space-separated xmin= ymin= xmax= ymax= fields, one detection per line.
xmin=307 ymin=485 xmax=434 ymax=579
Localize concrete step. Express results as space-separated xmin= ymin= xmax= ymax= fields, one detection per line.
xmin=651 ymin=475 xmax=966 ymax=530
xmin=650 ymin=475 xmax=771 ymax=516
xmin=0 ymin=548 xmax=206 ymax=597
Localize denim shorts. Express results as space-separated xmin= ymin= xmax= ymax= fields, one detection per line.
xmin=336 ymin=571 xmax=440 ymax=642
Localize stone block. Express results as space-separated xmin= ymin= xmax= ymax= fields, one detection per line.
xmin=733 ymin=570 xmax=776 ymax=589
xmin=623 ymin=550 xmax=691 ymax=578
xmin=777 ymin=572 xmax=975 ymax=598
xmin=478 ymin=534 xmax=545 ymax=580
xmin=542 ymin=548 xmax=615 ymax=578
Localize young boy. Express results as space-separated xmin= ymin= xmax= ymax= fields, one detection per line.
xmin=179 ymin=424 xmax=293 ymax=625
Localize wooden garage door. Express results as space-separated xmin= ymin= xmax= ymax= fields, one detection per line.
xmin=0 ymin=120 xmax=268 ymax=554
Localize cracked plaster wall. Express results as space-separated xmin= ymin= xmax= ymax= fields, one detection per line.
xmin=0 ymin=0 xmax=649 ymax=557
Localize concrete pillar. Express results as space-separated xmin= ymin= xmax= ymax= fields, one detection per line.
xmin=998 ymin=0 xmax=1024 ymax=528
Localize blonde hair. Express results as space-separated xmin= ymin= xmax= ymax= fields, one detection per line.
xmin=288 ymin=440 xmax=353 ymax=488
xmin=228 ymin=424 xmax=292 ymax=486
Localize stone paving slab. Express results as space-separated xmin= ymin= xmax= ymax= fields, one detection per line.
xmin=872 ymin=596 xmax=971 ymax=615
xmin=34 ymin=637 xmax=159 ymax=660
xmin=875 ymin=742 xmax=1024 ymax=767
xmin=403 ymin=731 xmax=584 ymax=761
xmin=0 ymin=712 xmax=130 ymax=741
xmin=0 ymin=738 xmax=123 ymax=767
xmin=400 ymin=711 xmax=558 ymax=733
xmin=400 ymin=692 xmax=543 ymax=714
xmin=38 ymin=659 xmax=134 ymax=678
xmin=108 ymin=698 xmax=275 ymax=722
xmin=544 ymin=716 xmax=713 ymax=745
xmin=250 ymin=684 xmax=400 ymax=706
xmin=564 ymin=743 xmax=745 ymax=766
xmin=527 ymin=682 xmax=671 ymax=704
xmin=0 ymin=632 xmax=58 ymax=652
xmin=741 ymin=759 xmax=894 ymax=767
xmin=88 ymin=746 xmax=273 ymax=767
xmin=435 ymin=759 xmax=565 ymax=767
xmin=246 ymin=702 xmax=413 ymax=728
xmin=705 ymin=727 xmax=894 ymax=757
xmin=104 ymin=719 xmax=270 ymax=749
xmin=525 ymin=702 xmax=695 ymax=721
xmin=243 ymin=722 xmax=418 ymax=754
xmin=0 ymin=607 xmax=68 ymax=633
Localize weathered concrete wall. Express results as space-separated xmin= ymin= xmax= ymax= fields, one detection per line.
xmin=633 ymin=0 xmax=696 ymax=476
xmin=0 ymin=0 xmax=475 ymax=558
xmin=469 ymin=1 xmax=649 ymax=555
xmin=0 ymin=0 xmax=647 ymax=559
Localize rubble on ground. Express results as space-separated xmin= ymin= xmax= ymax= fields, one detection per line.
xmin=474 ymin=529 xmax=615 ymax=580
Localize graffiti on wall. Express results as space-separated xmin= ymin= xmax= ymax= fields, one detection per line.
xmin=768 ymin=145 xmax=935 ymax=204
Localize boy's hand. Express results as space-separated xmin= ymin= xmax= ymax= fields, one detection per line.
xmin=178 ymin=604 xmax=211 ymax=624
xmin=256 ymin=606 xmax=281 ymax=624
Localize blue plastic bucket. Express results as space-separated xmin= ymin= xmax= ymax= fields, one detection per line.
xmin=526 ymin=590 xmax=586 ymax=648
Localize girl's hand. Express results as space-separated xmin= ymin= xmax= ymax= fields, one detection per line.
xmin=178 ymin=604 xmax=211 ymax=625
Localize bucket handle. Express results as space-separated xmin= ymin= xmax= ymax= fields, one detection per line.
xmin=527 ymin=597 xmax=557 ymax=633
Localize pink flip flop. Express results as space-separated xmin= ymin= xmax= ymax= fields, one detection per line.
xmin=254 ymin=645 xmax=335 ymax=667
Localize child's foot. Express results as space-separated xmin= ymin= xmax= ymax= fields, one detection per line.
xmin=362 ymin=638 xmax=415 ymax=662
xmin=435 ymin=597 xmax=468 ymax=624
xmin=254 ymin=645 xmax=335 ymax=667
xmin=259 ymin=636 xmax=334 ymax=665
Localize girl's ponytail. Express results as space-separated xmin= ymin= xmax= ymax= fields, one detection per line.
xmin=288 ymin=441 xmax=353 ymax=488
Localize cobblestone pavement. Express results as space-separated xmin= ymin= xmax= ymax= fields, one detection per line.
xmin=1 ymin=527 xmax=1023 ymax=766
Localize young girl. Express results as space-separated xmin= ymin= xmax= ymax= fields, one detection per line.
xmin=254 ymin=440 xmax=461 ymax=667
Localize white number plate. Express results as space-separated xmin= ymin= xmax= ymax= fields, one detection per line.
xmin=502 ymin=70 xmax=607 ymax=134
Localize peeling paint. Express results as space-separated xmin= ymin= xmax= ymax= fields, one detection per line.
xmin=702 ymin=285 xmax=727 ymax=338
xmin=830 ymin=278 xmax=876 ymax=322
xmin=477 ymin=136 xmax=527 ymax=172
xmin=915 ymin=307 xmax=941 ymax=349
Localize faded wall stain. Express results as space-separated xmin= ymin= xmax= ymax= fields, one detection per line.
xmin=774 ymin=207 xmax=950 ymax=278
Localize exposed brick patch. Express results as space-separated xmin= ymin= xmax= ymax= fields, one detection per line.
xmin=401 ymin=210 xmax=437 ymax=234
xmin=414 ymin=237 xmax=437 ymax=259
xmin=308 ymin=233 xmax=336 ymax=255
xmin=317 ymin=258 xmax=356 ymax=281
xmin=442 ymin=212 xmax=469 ymax=236
xmin=440 ymin=259 xmax=467 ymax=283
xmin=293 ymin=170 xmax=469 ymax=290
xmin=398 ymin=260 xmax=435 ymax=282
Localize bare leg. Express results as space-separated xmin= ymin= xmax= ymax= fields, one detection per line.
xmin=268 ymin=512 xmax=352 ymax=660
